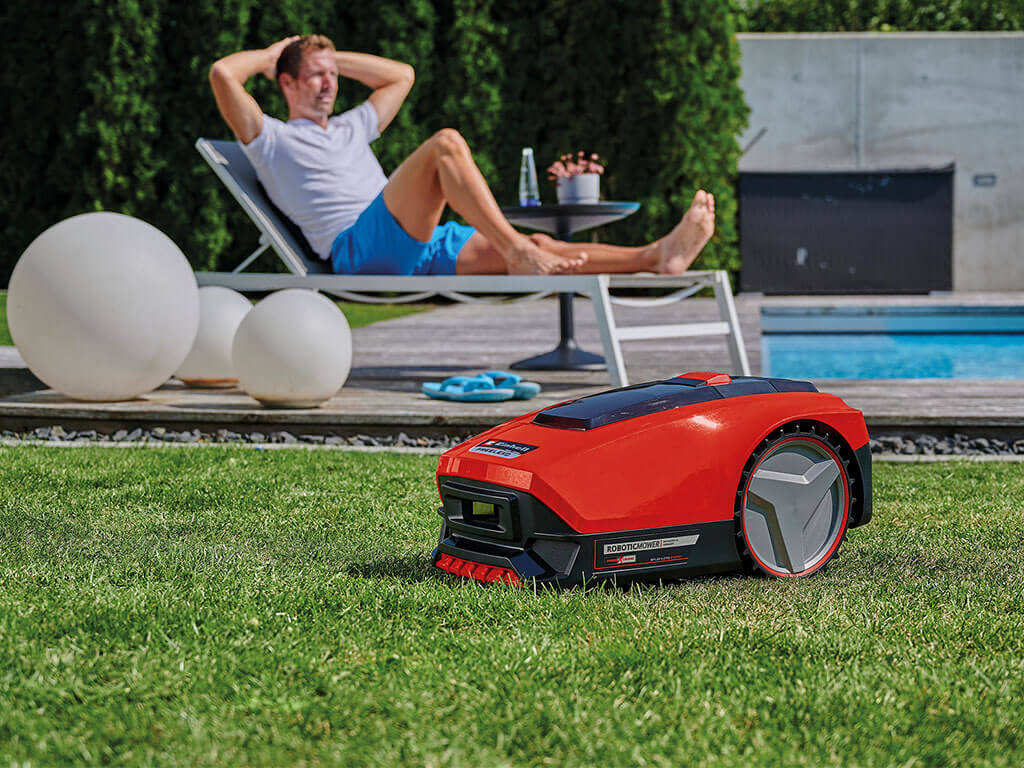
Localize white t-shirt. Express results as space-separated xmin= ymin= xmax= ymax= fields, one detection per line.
xmin=240 ymin=101 xmax=388 ymax=260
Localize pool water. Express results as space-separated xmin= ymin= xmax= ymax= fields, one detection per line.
xmin=761 ymin=306 xmax=1024 ymax=380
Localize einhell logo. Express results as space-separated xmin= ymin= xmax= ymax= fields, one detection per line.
xmin=603 ymin=535 xmax=699 ymax=555
xmin=468 ymin=439 xmax=538 ymax=460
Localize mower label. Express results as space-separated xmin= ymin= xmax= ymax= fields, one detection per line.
xmin=595 ymin=532 xmax=700 ymax=570
xmin=468 ymin=439 xmax=538 ymax=459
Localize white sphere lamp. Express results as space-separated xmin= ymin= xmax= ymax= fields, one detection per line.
xmin=175 ymin=286 xmax=252 ymax=387
xmin=231 ymin=289 xmax=352 ymax=408
xmin=7 ymin=212 xmax=199 ymax=401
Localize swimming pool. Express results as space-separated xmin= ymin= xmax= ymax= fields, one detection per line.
xmin=761 ymin=306 xmax=1024 ymax=379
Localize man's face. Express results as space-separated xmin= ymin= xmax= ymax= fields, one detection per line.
xmin=282 ymin=49 xmax=338 ymax=120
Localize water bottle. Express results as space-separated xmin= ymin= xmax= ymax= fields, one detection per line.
xmin=518 ymin=147 xmax=540 ymax=206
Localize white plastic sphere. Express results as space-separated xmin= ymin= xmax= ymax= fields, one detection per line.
xmin=231 ymin=289 xmax=351 ymax=408
xmin=8 ymin=212 xmax=199 ymax=401
xmin=175 ymin=286 xmax=253 ymax=387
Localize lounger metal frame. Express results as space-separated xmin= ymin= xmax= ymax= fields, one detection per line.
xmin=195 ymin=138 xmax=750 ymax=387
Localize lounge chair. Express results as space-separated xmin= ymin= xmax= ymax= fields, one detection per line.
xmin=194 ymin=137 xmax=750 ymax=386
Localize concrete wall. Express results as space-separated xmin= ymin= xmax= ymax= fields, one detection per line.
xmin=737 ymin=33 xmax=1024 ymax=291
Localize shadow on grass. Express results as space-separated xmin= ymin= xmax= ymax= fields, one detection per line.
xmin=344 ymin=552 xmax=441 ymax=582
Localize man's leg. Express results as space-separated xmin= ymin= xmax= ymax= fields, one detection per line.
xmin=457 ymin=233 xmax=651 ymax=275
xmin=455 ymin=191 xmax=716 ymax=275
xmin=382 ymin=129 xmax=586 ymax=275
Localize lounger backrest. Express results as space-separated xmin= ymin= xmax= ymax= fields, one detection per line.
xmin=196 ymin=138 xmax=331 ymax=275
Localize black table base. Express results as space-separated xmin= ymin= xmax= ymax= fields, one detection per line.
xmin=510 ymin=341 xmax=605 ymax=371
xmin=509 ymin=295 xmax=605 ymax=371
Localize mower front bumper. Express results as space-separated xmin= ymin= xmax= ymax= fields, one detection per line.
xmin=431 ymin=475 xmax=742 ymax=588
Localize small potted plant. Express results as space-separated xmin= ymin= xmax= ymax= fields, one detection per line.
xmin=547 ymin=151 xmax=604 ymax=204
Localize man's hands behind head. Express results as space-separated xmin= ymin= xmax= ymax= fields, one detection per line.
xmin=262 ymin=36 xmax=301 ymax=80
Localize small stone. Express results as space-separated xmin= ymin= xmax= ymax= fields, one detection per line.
xmin=180 ymin=431 xmax=200 ymax=443
xmin=325 ymin=436 xmax=344 ymax=446
xmin=78 ymin=430 xmax=96 ymax=440
xmin=300 ymin=434 xmax=326 ymax=444
xmin=125 ymin=428 xmax=143 ymax=441
xmin=33 ymin=427 xmax=51 ymax=439
xmin=249 ymin=432 xmax=266 ymax=443
xmin=271 ymin=431 xmax=297 ymax=444
xmin=1014 ymin=440 xmax=1024 ymax=455
xmin=113 ymin=430 xmax=128 ymax=441
xmin=151 ymin=427 xmax=167 ymax=440
xmin=51 ymin=425 xmax=67 ymax=439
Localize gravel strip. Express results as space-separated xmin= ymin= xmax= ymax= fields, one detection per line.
xmin=1 ymin=427 xmax=1023 ymax=457
xmin=1 ymin=427 xmax=466 ymax=452
xmin=869 ymin=433 xmax=1024 ymax=457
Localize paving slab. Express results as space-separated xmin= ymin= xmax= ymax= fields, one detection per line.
xmin=1 ymin=291 xmax=1023 ymax=437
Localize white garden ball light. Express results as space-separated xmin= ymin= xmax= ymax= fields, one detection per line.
xmin=7 ymin=212 xmax=199 ymax=401
xmin=175 ymin=286 xmax=252 ymax=387
xmin=231 ymin=289 xmax=351 ymax=408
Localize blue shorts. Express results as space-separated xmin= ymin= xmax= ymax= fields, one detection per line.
xmin=329 ymin=193 xmax=475 ymax=275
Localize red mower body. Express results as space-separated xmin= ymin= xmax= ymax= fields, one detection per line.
xmin=432 ymin=373 xmax=872 ymax=587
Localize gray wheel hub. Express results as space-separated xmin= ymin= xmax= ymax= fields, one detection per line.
xmin=743 ymin=438 xmax=848 ymax=575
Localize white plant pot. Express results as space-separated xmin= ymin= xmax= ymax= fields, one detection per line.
xmin=556 ymin=173 xmax=600 ymax=204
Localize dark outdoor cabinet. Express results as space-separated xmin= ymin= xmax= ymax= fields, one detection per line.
xmin=739 ymin=166 xmax=954 ymax=294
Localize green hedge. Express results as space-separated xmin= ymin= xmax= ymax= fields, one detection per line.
xmin=0 ymin=0 xmax=747 ymax=282
xmin=735 ymin=0 xmax=1024 ymax=31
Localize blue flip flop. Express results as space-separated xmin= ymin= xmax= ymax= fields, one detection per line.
xmin=482 ymin=370 xmax=542 ymax=401
xmin=421 ymin=375 xmax=516 ymax=402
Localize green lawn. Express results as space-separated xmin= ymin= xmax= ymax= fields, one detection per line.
xmin=0 ymin=290 xmax=427 ymax=346
xmin=1 ymin=449 xmax=1022 ymax=766
xmin=0 ymin=291 xmax=9 ymax=346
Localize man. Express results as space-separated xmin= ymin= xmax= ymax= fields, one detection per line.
xmin=209 ymin=35 xmax=716 ymax=276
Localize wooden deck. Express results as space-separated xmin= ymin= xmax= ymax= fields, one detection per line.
xmin=1 ymin=291 xmax=1023 ymax=437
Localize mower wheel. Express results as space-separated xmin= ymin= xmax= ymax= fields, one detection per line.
xmin=735 ymin=424 xmax=851 ymax=578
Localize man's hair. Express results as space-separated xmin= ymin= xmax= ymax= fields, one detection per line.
xmin=276 ymin=34 xmax=336 ymax=80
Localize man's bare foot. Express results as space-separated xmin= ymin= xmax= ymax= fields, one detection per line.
xmin=505 ymin=236 xmax=587 ymax=275
xmin=656 ymin=190 xmax=715 ymax=274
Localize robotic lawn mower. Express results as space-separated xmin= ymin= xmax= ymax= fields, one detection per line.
xmin=432 ymin=372 xmax=872 ymax=586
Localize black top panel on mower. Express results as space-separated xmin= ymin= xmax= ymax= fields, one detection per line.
xmin=532 ymin=376 xmax=818 ymax=431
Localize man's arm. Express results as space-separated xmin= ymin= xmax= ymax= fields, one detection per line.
xmin=209 ymin=37 xmax=298 ymax=145
xmin=334 ymin=52 xmax=415 ymax=133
